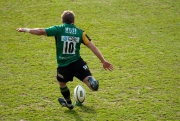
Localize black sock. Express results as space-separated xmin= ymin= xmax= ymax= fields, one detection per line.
xmin=60 ymin=86 xmax=72 ymax=104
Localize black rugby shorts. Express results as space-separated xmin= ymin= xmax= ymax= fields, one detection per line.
xmin=56 ymin=58 xmax=92 ymax=82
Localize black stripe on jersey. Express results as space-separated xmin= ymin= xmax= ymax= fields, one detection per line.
xmin=85 ymin=34 xmax=91 ymax=41
xmin=55 ymin=36 xmax=58 ymax=56
xmin=80 ymin=29 xmax=91 ymax=44
xmin=55 ymin=36 xmax=57 ymax=47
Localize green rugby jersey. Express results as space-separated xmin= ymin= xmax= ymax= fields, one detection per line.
xmin=45 ymin=23 xmax=91 ymax=67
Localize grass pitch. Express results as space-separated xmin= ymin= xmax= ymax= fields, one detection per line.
xmin=0 ymin=0 xmax=180 ymax=120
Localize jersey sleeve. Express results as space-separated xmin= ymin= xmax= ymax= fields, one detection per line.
xmin=45 ymin=26 xmax=59 ymax=36
xmin=82 ymin=32 xmax=91 ymax=45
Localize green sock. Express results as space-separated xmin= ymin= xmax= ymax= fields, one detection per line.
xmin=60 ymin=86 xmax=72 ymax=104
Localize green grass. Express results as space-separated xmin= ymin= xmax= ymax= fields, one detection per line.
xmin=0 ymin=0 xmax=180 ymax=120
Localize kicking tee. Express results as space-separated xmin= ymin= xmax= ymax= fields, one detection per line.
xmin=45 ymin=23 xmax=91 ymax=67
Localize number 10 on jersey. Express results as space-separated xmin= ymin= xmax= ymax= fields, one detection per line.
xmin=63 ymin=41 xmax=76 ymax=54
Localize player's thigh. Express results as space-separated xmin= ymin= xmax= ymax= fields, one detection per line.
xmin=57 ymin=66 xmax=73 ymax=83
xmin=73 ymin=58 xmax=92 ymax=81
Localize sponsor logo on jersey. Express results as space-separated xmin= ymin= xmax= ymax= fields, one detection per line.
xmin=61 ymin=36 xmax=80 ymax=43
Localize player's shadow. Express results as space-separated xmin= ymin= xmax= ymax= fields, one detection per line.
xmin=77 ymin=105 xmax=96 ymax=113
xmin=64 ymin=110 xmax=83 ymax=121
xmin=64 ymin=105 xmax=96 ymax=121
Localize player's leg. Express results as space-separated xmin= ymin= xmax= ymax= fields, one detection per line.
xmin=57 ymin=67 xmax=74 ymax=109
xmin=58 ymin=81 xmax=72 ymax=105
xmin=83 ymin=76 xmax=99 ymax=91
xmin=73 ymin=58 xmax=99 ymax=91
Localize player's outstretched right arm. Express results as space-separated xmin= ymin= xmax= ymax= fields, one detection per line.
xmin=16 ymin=28 xmax=47 ymax=36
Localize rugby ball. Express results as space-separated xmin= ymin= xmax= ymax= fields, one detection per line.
xmin=74 ymin=85 xmax=86 ymax=103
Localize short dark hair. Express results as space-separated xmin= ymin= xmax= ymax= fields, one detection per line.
xmin=61 ymin=10 xmax=75 ymax=24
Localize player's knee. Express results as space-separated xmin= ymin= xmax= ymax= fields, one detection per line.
xmin=88 ymin=77 xmax=99 ymax=91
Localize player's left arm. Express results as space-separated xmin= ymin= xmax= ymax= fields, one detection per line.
xmin=82 ymin=32 xmax=113 ymax=71
xmin=16 ymin=28 xmax=47 ymax=36
xmin=86 ymin=41 xmax=114 ymax=71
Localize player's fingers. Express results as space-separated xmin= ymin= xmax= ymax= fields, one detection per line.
xmin=110 ymin=65 xmax=114 ymax=70
xmin=109 ymin=67 xmax=113 ymax=71
xmin=16 ymin=28 xmax=24 ymax=32
xmin=108 ymin=65 xmax=114 ymax=71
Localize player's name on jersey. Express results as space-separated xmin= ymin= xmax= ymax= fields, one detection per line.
xmin=65 ymin=27 xmax=76 ymax=34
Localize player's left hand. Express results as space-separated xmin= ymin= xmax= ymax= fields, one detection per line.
xmin=102 ymin=61 xmax=114 ymax=71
